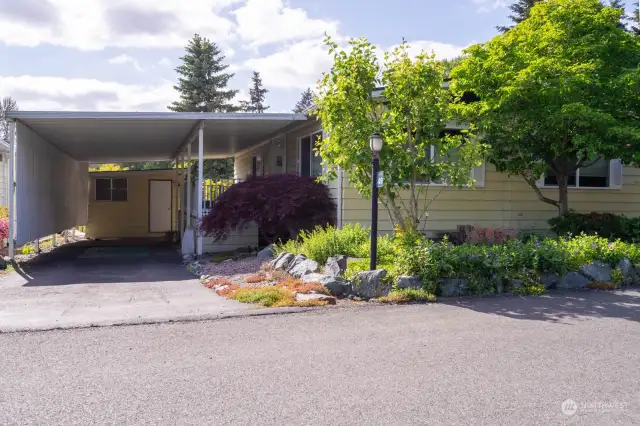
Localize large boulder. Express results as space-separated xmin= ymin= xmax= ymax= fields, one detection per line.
xmin=438 ymin=278 xmax=469 ymax=297
xmin=352 ymin=269 xmax=390 ymax=299
xmin=295 ymin=293 xmax=337 ymax=305
xmin=617 ymin=258 xmax=637 ymax=286
xmin=558 ymin=272 xmax=591 ymax=289
xmin=325 ymin=255 xmax=348 ymax=277
xmin=287 ymin=255 xmax=320 ymax=278
xmin=257 ymin=244 xmax=276 ymax=265
xmin=539 ymin=273 xmax=559 ymax=290
xmin=301 ymin=273 xmax=352 ymax=297
xmin=271 ymin=252 xmax=295 ymax=270
xmin=396 ymin=276 xmax=422 ymax=290
xmin=579 ymin=261 xmax=612 ymax=282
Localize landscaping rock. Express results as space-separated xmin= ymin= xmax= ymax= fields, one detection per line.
xmin=558 ymin=272 xmax=591 ymax=289
xmin=539 ymin=273 xmax=559 ymax=289
xmin=0 ymin=258 xmax=7 ymax=270
xmin=325 ymin=255 xmax=348 ymax=277
xmin=301 ymin=273 xmax=352 ymax=297
xmin=257 ymin=245 xmax=276 ymax=265
xmin=396 ymin=275 xmax=422 ymax=290
xmin=579 ymin=261 xmax=612 ymax=282
xmin=617 ymin=258 xmax=637 ymax=286
xmin=438 ymin=278 xmax=469 ymax=297
xmin=295 ymin=293 xmax=336 ymax=305
xmin=352 ymin=269 xmax=390 ymax=299
xmin=509 ymin=279 xmax=524 ymax=290
xmin=288 ymin=256 xmax=320 ymax=278
xmin=271 ymin=252 xmax=294 ymax=270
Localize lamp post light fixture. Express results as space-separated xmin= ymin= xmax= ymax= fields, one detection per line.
xmin=369 ymin=132 xmax=383 ymax=270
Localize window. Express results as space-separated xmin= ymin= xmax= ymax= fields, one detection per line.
xmin=542 ymin=159 xmax=621 ymax=189
xmin=95 ymin=178 xmax=127 ymax=201
xmin=418 ymin=129 xmax=464 ymax=185
xmin=300 ymin=131 xmax=323 ymax=177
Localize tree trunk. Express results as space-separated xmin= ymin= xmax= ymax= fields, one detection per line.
xmin=557 ymin=173 xmax=570 ymax=216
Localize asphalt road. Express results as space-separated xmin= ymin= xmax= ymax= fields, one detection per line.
xmin=1 ymin=289 xmax=639 ymax=425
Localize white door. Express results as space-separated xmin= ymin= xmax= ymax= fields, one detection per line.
xmin=149 ymin=180 xmax=172 ymax=233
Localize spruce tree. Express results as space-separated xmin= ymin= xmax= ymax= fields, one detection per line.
xmin=169 ymin=34 xmax=238 ymax=113
xmin=632 ymin=5 xmax=640 ymax=35
xmin=497 ymin=0 xmax=544 ymax=32
xmin=0 ymin=96 xmax=18 ymax=148
xmin=239 ymin=71 xmax=269 ymax=113
xmin=293 ymin=88 xmax=314 ymax=113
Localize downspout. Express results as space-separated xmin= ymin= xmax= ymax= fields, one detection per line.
xmin=337 ymin=167 xmax=343 ymax=229
xmin=7 ymin=120 xmax=15 ymax=260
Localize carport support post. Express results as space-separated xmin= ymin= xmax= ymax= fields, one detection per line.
xmin=186 ymin=144 xmax=192 ymax=228
xmin=197 ymin=124 xmax=204 ymax=257
xmin=7 ymin=120 xmax=15 ymax=260
xmin=179 ymin=152 xmax=185 ymax=238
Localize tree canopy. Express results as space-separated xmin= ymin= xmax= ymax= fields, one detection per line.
xmin=452 ymin=0 xmax=640 ymax=215
xmin=0 ymin=96 xmax=18 ymax=148
xmin=293 ymin=88 xmax=314 ymax=113
xmin=169 ymin=34 xmax=238 ymax=113
xmin=240 ymin=71 xmax=269 ymax=113
xmin=315 ymin=36 xmax=485 ymax=232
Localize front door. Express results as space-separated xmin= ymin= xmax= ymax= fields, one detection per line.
xmin=149 ymin=180 xmax=172 ymax=233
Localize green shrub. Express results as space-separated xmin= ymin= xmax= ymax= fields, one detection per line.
xmin=344 ymin=258 xmax=396 ymax=284
xmin=511 ymin=284 xmax=546 ymax=296
xmin=275 ymin=223 xmax=396 ymax=265
xmin=549 ymin=212 xmax=640 ymax=242
xmin=379 ymin=288 xmax=436 ymax=304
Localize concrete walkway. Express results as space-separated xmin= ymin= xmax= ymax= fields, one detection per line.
xmin=0 ymin=241 xmax=252 ymax=332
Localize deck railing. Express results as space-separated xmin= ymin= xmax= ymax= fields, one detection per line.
xmin=191 ymin=178 xmax=242 ymax=218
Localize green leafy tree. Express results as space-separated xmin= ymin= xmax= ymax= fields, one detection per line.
xmin=239 ymin=71 xmax=269 ymax=113
xmin=293 ymin=88 xmax=314 ymax=113
xmin=452 ymin=0 xmax=640 ymax=216
xmin=169 ymin=34 xmax=238 ymax=113
xmin=0 ymin=96 xmax=18 ymax=148
xmin=315 ymin=37 xmax=486 ymax=233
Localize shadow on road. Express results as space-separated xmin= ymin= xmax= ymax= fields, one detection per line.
xmin=440 ymin=288 xmax=640 ymax=323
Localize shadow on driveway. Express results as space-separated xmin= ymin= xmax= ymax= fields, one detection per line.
xmin=15 ymin=239 xmax=193 ymax=286
xmin=440 ymin=288 xmax=640 ymax=323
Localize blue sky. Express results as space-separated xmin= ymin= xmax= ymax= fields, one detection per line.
xmin=0 ymin=0 xmax=636 ymax=112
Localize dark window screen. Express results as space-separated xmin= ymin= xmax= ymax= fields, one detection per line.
xmin=95 ymin=179 xmax=111 ymax=201
xmin=300 ymin=136 xmax=311 ymax=177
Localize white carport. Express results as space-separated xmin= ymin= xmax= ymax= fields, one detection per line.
xmin=4 ymin=111 xmax=307 ymax=259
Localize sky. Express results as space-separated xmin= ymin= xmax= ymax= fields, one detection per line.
xmin=0 ymin=0 xmax=636 ymax=113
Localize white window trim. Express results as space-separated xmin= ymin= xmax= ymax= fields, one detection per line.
xmin=297 ymin=130 xmax=324 ymax=177
xmin=536 ymin=159 xmax=623 ymax=190
xmin=95 ymin=177 xmax=128 ymax=202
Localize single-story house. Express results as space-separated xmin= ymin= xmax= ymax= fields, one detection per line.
xmin=2 ymin=110 xmax=634 ymax=259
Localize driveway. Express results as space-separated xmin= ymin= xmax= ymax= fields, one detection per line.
xmin=0 ymin=241 xmax=252 ymax=332
xmin=0 ymin=290 xmax=638 ymax=425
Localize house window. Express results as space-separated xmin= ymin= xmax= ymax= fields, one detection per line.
xmin=543 ymin=159 xmax=614 ymax=188
xmin=418 ymin=129 xmax=463 ymax=185
xmin=95 ymin=178 xmax=127 ymax=201
xmin=299 ymin=131 xmax=323 ymax=177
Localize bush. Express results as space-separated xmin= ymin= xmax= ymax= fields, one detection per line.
xmin=275 ymin=224 xmax=395 ymax=265
xmin=201 ymin=174 xmax=336 ymax=244
xmin=379 ymin=288 xmax=436 ymax=304
xmin=549 ymin=212 xmax=640 ymax=242
xmin=459 ymin=225 xmax=517 ymax=244
xmin=0 ymin=218 xmax=8 ymax=243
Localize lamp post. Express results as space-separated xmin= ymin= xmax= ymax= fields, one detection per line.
xmin=369 ymin=132 xmax=383 ymax=270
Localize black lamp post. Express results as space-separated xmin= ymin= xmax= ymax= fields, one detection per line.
xmin=369 ymin=132 xmax=383 ymax=270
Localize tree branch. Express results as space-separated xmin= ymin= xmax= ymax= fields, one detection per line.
xmin=524 ymin=177 xmax=559 ymax=208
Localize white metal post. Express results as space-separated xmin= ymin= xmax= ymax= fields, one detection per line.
xmin=52 ymin=233 xmax=56 ymax=247
xmin=7 ymin=120 xmax=15 ymax=260
xmin=179 ymin=151 xmax=185 ymax=237
xmin=35 ymin=238 xmax=39 ymax=253
xmin=186 ymin=143 xmax=192 ymax=228
xmin=197 ymin=124 xmax=204 ymax=256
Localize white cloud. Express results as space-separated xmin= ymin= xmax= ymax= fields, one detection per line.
xmin=108 ymin=54 xmax=143 ymax=71
xmin=242 ymin=38 xmax=467 ymax=91
xmin=0 ymin=75 xmax=177 ymax=111
xmin=157 ymin=57 xmax=172 ymax=67
xmin=231 ymin=0 xmax=338 ymax=48
xmin=0 ymin=0 xmax=242 ymax=50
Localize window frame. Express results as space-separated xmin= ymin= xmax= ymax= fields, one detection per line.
xmin=95 ymin=177 xmax=128 ymax=202
xmin=538 ymin=159 xmax=622 ymax=190
xmin=298 ymin=130 xmax=324 ymax=178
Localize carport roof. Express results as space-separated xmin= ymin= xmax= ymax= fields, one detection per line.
xmin=6 ymin=111 xmax=309 ymax=162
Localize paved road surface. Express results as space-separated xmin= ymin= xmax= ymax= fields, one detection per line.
xmin=1 ymin=290 xmax=639 ymax=425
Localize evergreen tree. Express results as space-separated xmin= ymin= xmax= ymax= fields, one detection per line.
xmin=497 ymin=0 xmax=544 ymax=32
xmin=239 ymin=71 xmax=269 ymax=113
xmin=632 ymin=5 xmax=640 ymax=35
xmin=169 ymin=34 xmax=238 ymax=113
xmin=293 ymin=88 xmax=314 ymax=113
xmin=608 ymin=0 xmax=629 ymax=29
xmin=0 ymin=96 xmax=18 ymax=148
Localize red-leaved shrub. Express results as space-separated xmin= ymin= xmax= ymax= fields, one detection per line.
xmin=0 ymin=218 xmax=8 ymax=243
xmin=201 ymin=174 xmax=336 ymax=243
